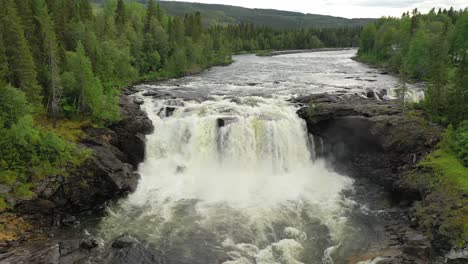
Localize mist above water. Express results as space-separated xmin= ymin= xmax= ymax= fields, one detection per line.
xmin=95 ymin=51 xmax=396 ymax=263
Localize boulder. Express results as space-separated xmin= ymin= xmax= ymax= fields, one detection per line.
xmin=107 ymin=236 xmax=158 ymax=264
xmin=112 ymin=235 xmax=136 ymax=249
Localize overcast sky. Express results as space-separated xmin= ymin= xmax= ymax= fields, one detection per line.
xmin=165 ymin=0 xmax=467 ymax=18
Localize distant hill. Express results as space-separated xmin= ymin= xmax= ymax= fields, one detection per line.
xmin=157 ymin=1 xmax=375 ymax=28
xmin=92 ymin=1 xmax=375 ymax=29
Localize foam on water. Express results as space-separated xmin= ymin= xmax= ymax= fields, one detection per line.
xmin=97 ymin=95 xmax=354 ymax=263
xmin=94 ymin=50 xmax=403 ymax=263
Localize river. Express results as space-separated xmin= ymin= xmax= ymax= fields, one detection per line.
xmin=90 ymin=50 xmax=411 ymax=263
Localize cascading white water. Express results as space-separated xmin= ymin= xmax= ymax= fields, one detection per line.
xmin=97 ymin=94 xmax=355 ymax=263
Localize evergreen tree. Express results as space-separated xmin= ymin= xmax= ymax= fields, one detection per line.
xmin=145 ymin=0 xmax=158 ymax=31
xmin=0 ymin=36 xmax=9 ymax=83
xmin=78 ymin=0 xmax=94 ymax=21
xmin=62 ymin=42 xmax=119 ymax=122
xmin=115 ymin=0 xmax=127 ymax=32
xmin=34 ymin=0 xmax=62 ymax=127
xmin=0 ymin=0 xmax=41 ymax=103
xmin=359 ymin=24 xmax=376 ymax=53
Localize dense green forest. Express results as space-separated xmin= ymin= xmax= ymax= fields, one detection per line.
xmin=219 ymin=24 xmax=361 ymax=52
xmin=358 ymin=7 xmax=468 ymax=247
xmin=0 ymin=0 xmax=363 ymax=209
xmin=92 ymin=0 xmax=375 ymax=29
xmin=0 ymin=0 xmax=232 ymax=208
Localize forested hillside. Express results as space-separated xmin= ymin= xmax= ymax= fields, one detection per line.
xmin=91 ymin=0 xmax=375 ymax=28
xmin=0 ymin=0 xmax=233 ymax=209
xmin=157 ymin=1 xmax=374 ymax=29
xmin=358 ymin=7 xmax=468 ymax=248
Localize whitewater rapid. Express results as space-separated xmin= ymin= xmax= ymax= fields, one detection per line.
xmin=93 ymin=50 xmax=407 ymax=263
xmin=97 ymin=95 xmax=355 ymax=263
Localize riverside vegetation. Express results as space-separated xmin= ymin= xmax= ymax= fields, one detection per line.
xmin=0 ymin=1 xmax=362 ymax=220
xmin=358 ymin=8 xmax=468 ymax=249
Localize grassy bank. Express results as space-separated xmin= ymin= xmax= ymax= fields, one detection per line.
xmin=404 ymin=129 xmax=468 ymax=249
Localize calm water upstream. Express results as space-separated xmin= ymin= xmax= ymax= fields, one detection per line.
xmin=91 ymin=50 xmax=412 ymax=263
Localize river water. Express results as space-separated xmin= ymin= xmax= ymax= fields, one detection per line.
xmin=93 ymin=50 xmax=409 ymax=263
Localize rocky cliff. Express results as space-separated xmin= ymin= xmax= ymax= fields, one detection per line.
xmin=295 ymin=94 xmax=468 ymax=263
xmin=0 ymin=90 xmax=153 ymax=262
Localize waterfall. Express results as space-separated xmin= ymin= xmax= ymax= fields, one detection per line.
xmin=97 ymin=95 xmax=354 ymax=263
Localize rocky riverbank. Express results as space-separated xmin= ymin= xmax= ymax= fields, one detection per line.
xmin=295 ymin=93 xmax=468 ymax=263
xmin=0 ymin=89 xmax=153 ymax=263
xmin=2 ymin=87 xmax=465 ymax=263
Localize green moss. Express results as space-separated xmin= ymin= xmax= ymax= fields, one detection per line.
xmin=405 ymin=143 xmax=468 ymax=248
xmin=307 ymin=100 xmax=321 ymax=123
xmin=14 ymin=183 xmax=35 ymax=200
xmin=35 ymin=116 xmax=91 ymax=143
xmin=0 ymin=197 xmax=7 ymax=212
xmin=0 ymin=171 xmax=18 ymax=186
xmin=420 ymin=149 xmax=468 ymax=192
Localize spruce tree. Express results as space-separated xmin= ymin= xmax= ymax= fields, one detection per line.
xmin=0 ymin=0 xmax=41 ymax=103
xmin=0 ymin=36 xmax=9 ymax=83
xmin=145 ymin=0 xmax=158 ymax=33
xmin=78 ymin=0 xmax=94 ymax=21
xmin=34 ymin=0 xmax=61 ymax=127
xmin=115 ymin=0 xmax=126 ymax=31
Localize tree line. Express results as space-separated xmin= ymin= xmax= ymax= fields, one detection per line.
xmin=0 ymin=0 xmax=234 ymax=124
xmin=217 ymin=23 xmax=361 ymax=52
xmin=358 ymin=8 xmax=468 ymax=167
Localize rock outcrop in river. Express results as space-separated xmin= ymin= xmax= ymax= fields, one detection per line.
xmin=295 ymin=94 xmax=466 ymax=263
xmin=296 ymin=94 xmax=441 ymax=191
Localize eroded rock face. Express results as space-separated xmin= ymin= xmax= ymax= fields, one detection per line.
xmin=296 ymin=94 xmax=444 ymax=261
xmin=0 ymin=238 xmax=99 ymax=264
xmin=3 ymin=90 xmax=154 ymax=253
xmin=110 ymin=94 xmax=154 ymax=168
xmin=296 ymin=94 xmax=440 ymax=193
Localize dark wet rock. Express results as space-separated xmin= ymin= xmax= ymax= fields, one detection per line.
xmin=133 ymin=98 xmax=144 ymax=105
xmin=378 ymin=89 xmax=388 ymax=99
xmin=0 ymin=238 xmax=98 ymax=264
xmin=297 ymin=94 xmax=440 ymax=191
xmin=366 ymin=89 xmax=376 ymax=99
xmin=112 ymin=235 xmax=136 ymax=249
xmin=217 ymin=117 xmax=238 ymax=128
xmin=165 ymin=106 xmax=176 ymax=117
xmin=0 ymin=243 xmax=60 ymax=264
xmin=445 ymin=248 xmax=468 ymax=264
xmin=217 ymin=118 xmax=226 ymax=127
xmin=60 ymin=240 xmax=81 ymax=256
xmin=61 ymin=215 xmax=77 ymax=226
xmin=166 ymin=99 xmax=185 ymax=107
xmin=402 ymin=231 xmax=433 ymax=260
xmin=110 ymin=94 xmax=154 ymax=167
xmin=142 ymin=91 xmax=158 ymax=97
xmin=80 ymin=238 xmax=98 ymax=250
xmin=107 ymin=237 xmax=158 ymax=264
